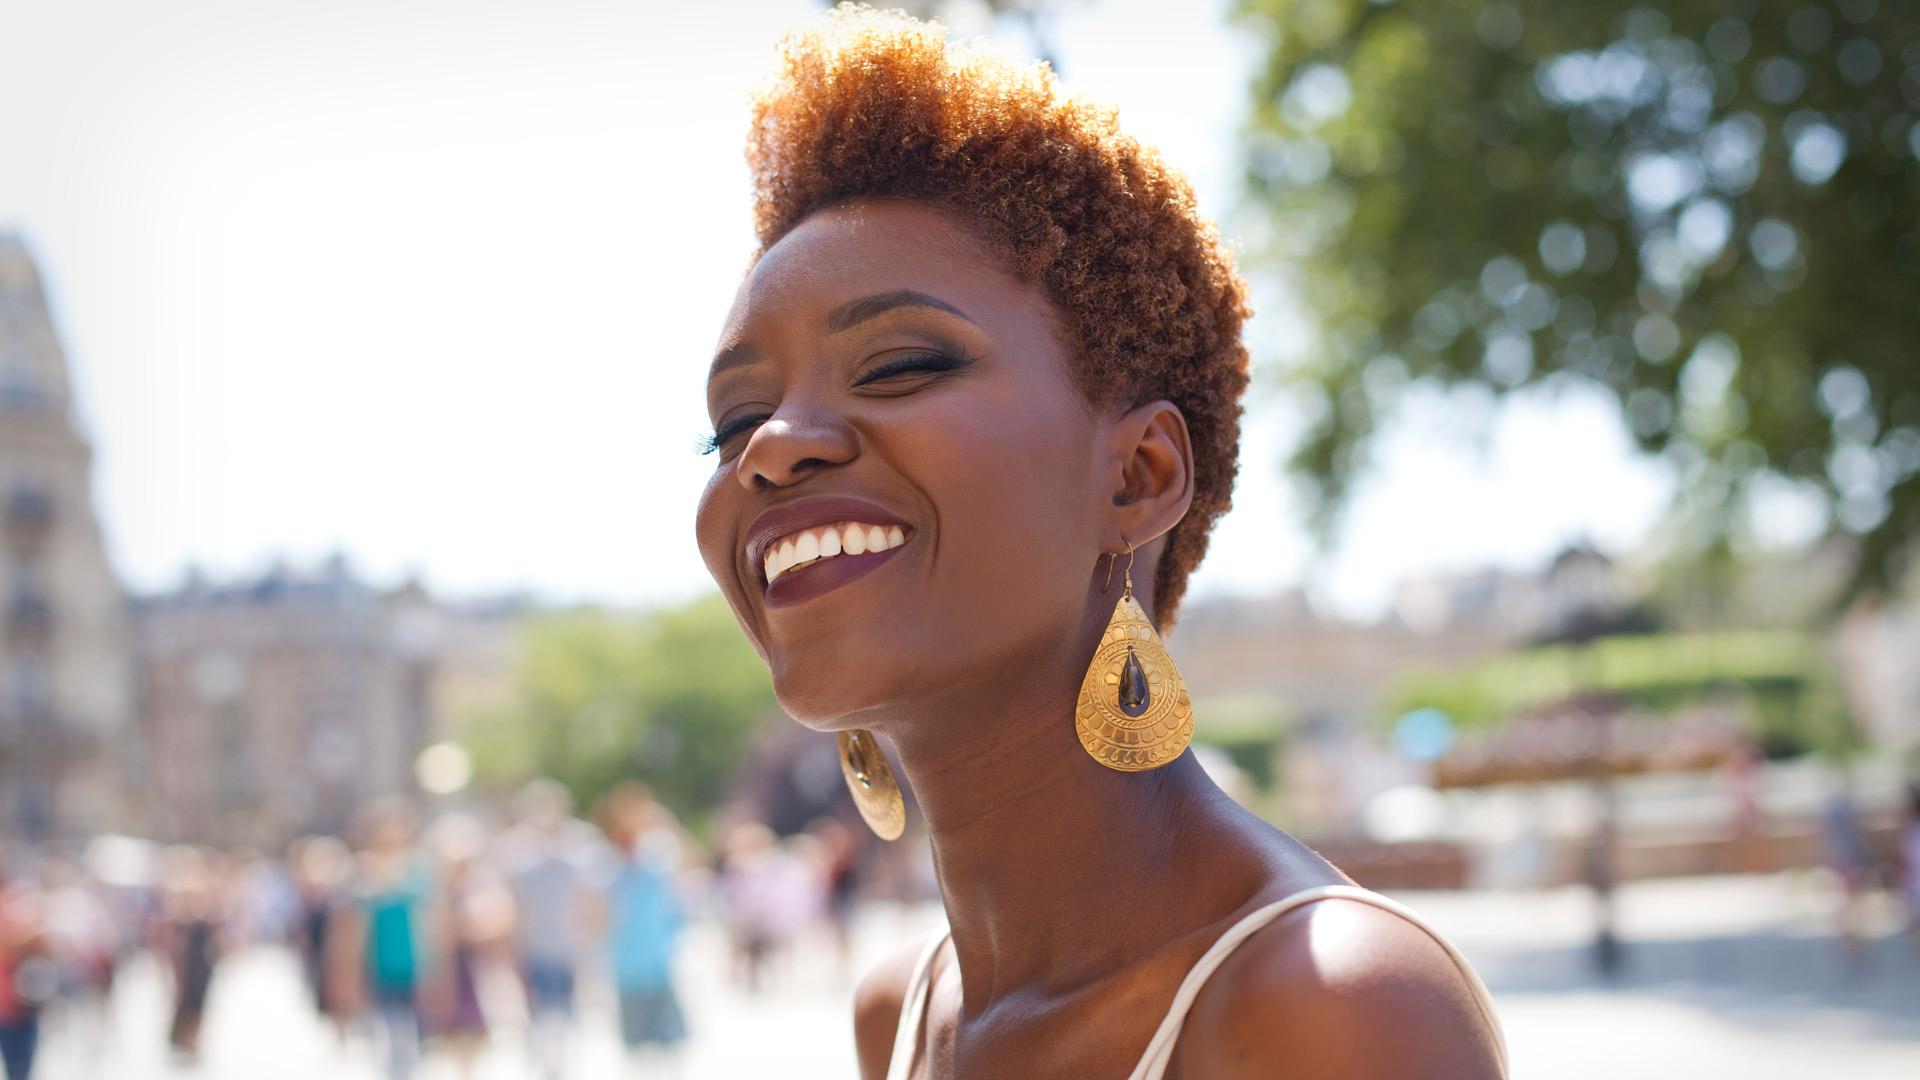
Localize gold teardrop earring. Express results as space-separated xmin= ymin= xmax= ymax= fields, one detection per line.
xmin=1075 ymin=544 xmax=1193 ymax=771
xmin=838 ymin=729 xmax=906 ymax=840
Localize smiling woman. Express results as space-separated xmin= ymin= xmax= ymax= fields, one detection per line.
xmin=692 ymin=8 xmax=1507 ymax=1079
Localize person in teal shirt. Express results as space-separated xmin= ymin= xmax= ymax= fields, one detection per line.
xmin=352 ymin=798 xmax=435 ymax=1080
xmin=599 ymin=783 xmax=687 ymax=1065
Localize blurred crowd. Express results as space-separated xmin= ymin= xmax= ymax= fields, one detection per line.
xmin=0 ymin=776 xmax=1904 ymax=1079
xmin=0 ymin=781 xmax=902 ymax=1080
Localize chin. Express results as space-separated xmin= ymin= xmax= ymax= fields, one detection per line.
xmin=766 ymin=643 xmax=910 ymax=731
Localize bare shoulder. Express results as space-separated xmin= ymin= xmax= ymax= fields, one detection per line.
xmin=1176 ymin=896 xmax=1503 ymax=1080
xmin=853 ymin=930 xmax=941 ymax=1080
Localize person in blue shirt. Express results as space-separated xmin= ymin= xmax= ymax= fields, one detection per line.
xmin=598 ymin=782 xmax=687 ymax=1070
xmin=504 ymin=780 xmax=596 ymax=1080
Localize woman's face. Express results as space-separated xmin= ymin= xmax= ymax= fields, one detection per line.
xmin=695 ymin=199 xmax=1110 ymax=729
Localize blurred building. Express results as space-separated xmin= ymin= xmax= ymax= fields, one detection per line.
xmin=0 ymin=233 xmax=136 ymax=838
xmin=133 ymin=558 xmax=526 ymax=846
xmin=1171 ymin=547 xmax=1640 ymax=831
xmin=133 ymin=558 xmax=435 ymax=846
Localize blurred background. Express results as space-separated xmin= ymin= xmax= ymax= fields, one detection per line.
xmin=0 ymin=0 xmax=1916 ymax=1076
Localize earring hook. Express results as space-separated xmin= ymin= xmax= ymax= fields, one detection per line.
xmin=1103 ymin=539 xmax=1136 ymax=594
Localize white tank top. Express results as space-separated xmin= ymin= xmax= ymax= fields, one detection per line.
xmin=884 ymin=885 xmax=1509 ymax=1080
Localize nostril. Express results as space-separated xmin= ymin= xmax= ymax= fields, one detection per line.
xmin=751 ymin=458 xmax=832 ymax=490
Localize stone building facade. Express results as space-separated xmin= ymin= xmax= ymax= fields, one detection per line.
xmin=0 ymin=233 xmax=135 ymax=838
xmin=132 ymin=560 xmax=444 ymax=846
xmin=132 ymin=559 xmax=525 ymax=847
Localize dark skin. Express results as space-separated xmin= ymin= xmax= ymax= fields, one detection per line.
xmin=696 ymin=198 xmax=1503 ymax=1079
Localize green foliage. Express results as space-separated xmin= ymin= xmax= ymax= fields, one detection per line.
xmin=462 ymin=595 xmax=777 ymax=822
xmin=1193 ymin=694 xmax=1293 ymax=741
xmin=1237 ymin=0 xmax=1920 ymax=594
xmin=1193 ymin=695 xmax=1292 ymax=792
xmin=1385 ymin=627 xmax=1859 ymax=754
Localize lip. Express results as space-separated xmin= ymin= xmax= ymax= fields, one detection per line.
xmin=744 ymin=494 xmax=913 ymax=583
xmin=765 ymin=545 xmax=905 ymax=608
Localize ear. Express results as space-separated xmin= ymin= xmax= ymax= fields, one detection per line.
xmin=1101 ymin=400 xmax=1193 ymax=554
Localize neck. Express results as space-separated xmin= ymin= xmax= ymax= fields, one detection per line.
xmin=880 ymin=630 xmax=1255 ymax=1008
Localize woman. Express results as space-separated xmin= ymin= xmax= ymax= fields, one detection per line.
xmin=695 ymin=10 xmax=1507 ymax=1078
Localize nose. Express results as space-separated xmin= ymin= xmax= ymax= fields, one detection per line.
xmin=734 ymin=406 xmax=858 ymax=490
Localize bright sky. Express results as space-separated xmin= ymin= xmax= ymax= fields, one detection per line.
xmin=0 ymin=0 xmax=1675 ymax=619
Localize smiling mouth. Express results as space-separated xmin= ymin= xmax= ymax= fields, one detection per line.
xmin=762 ymin=521 xmax=909 ymax=584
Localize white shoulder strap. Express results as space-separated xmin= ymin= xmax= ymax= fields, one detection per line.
xmin=1126 ymin=885 xmax=1508 ymax=1080
xmin=884 ymin=927 xmax=952 ymax=1080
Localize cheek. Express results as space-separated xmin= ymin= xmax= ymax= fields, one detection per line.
xmin=905 ymin=385 xmax=1098 ymax=626
xmin=693 ymin=469 xmax=732 ymax=577
xmin=765 ymin=393 xmax=1096 ymax=727
xmin=694 ymin=468 xmax=767 ymax=653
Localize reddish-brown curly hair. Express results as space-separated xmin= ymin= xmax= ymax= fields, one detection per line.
xmin=746 ymin=6 xmax=1251 ymax=625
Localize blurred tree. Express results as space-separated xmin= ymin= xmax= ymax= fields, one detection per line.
xmin=1386 ymin=627 xmax=1857 ymax=754
xmin=1237 ymin=0 xmax=1920 ymax=597
xmin=461 ymin=595 xmax=776 ymax=824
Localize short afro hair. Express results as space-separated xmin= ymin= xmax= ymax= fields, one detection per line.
xmin=746 ymin=5 xmax=1251 ymax=626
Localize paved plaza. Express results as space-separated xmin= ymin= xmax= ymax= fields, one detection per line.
xmin=1404 ymin=876 xmax=1920 ymax=1079
xmin=26 ymin=874 xmax=1920 ymax=1079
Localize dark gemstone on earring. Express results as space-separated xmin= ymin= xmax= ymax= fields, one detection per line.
xmin=1118 ymin=645 xmax=1151 ymax=717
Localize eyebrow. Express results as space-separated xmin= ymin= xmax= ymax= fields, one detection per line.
xmin=708 ymin=342 xmax=758 ymax=379
xmin=708 ymin=290 xmax=975 ymax=379
xmin=826 ymin=290 xmax=974 ymax=333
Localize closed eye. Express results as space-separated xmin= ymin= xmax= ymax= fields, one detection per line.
xmin=853 ymin=350 xmax=975 ymax=389
xmin=700 ymin=412 xmax=772 ymax=456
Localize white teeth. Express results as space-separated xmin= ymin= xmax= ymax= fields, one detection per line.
xmin=762 ymin=521 xmax=909 ymax=582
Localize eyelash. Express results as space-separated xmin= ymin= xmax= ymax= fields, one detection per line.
xmin=852 ymin=349 xmax=973 ymax=387
xmin=699 ymin=413 xmax=771 ymax=456
xmin=701 ymin=350 xmax=975 ymax=455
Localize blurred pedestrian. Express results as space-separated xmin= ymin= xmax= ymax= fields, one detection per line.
xmin=720 ymin=822 xmax=821 ymax=993
xmin=349 ymin=797 xmax=437 ymax=1080
xmin=235 ymin=852 xmax=301 ymax=945
xmin=1721 ymin=741 xmax=1766 ymax=873
xmin=1821 ymin=777 xmax=1873 ymax=957
xmin=503 ymin=779 xmax=597 ymax=1080
xmin=40 ymin=857 xmax=118 ymax=1065
xmin=807 ymin=818 xmax=861 ymax=979
xmin=1898 ymin=782 xmax=1920 ymax=936
xmin=422 ymin=813 xmax=511 ymax=1079
xmin=290 ymin=835 xmax=354 ymax=1039
xmin=157 ymin=846 xmax=225 ymax=1063
xmin=599 ymin=783 xmax=687 ymax=1074
xmin=0 ymin=866 xmax=50 ymax=1080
